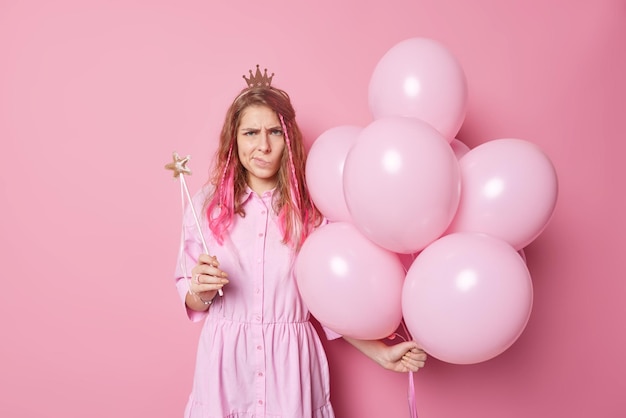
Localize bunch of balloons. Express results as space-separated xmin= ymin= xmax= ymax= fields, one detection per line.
xmin=296 ymin=37 xmax=558 ymax=364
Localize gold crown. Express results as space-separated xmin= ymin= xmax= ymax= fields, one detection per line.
xmin=243 ymin=64 xmax=274 ymax=88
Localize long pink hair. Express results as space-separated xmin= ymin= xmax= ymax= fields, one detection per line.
xmin=204 ymin=86 xmax=322 ymax=250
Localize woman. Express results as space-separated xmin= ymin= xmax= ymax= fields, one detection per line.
xmin=175 ymin=66 xmax=426 ymax=418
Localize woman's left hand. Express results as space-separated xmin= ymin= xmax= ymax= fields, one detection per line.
xmin=342 ymin=336 xmax=427 ymax=373
xmin=383 ymin=341 xmax=427 ymax=373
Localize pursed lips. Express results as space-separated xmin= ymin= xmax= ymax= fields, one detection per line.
xmin=252 ymin=156 xmax=271 ymax=167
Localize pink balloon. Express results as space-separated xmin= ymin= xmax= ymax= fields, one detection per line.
xmin=402 ymin=233 xmax=533 ymax=364
xmin=368 ymin=37 xmax=468 ymax=141
xmin=343 ymin=116 xmax=461 ymax=254
xmin=450 ymin=138 xmax=470 ymax=159
xmin=295 ymin=222 xmax=405 ymax=339
xmin=306 ymin=126 xmax=361 ymax=222
xmin=446 ymin=138 xmax=559 ymax=250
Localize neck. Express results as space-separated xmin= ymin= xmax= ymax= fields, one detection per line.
xmin=247 ymin=177 xmax=277 ymax=196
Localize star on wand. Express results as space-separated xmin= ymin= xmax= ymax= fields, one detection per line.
xmin=165 ymin=152 xmax=223 ymax=297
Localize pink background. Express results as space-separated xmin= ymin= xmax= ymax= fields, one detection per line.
xmin=1 ymin=0 xmax=624 ymax=417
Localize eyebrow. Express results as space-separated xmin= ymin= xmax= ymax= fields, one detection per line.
xmin=239 ymin=125 xmax=283 ymax=132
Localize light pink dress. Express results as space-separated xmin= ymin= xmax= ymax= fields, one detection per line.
xmin=175 ymin=186 xmax=336 ymax=418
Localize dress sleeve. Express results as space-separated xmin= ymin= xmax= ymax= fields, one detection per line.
xmin=321 ymin=325 xmax=343 ymax=341
xmin=174 ymin=187 xmax=211 ymax=322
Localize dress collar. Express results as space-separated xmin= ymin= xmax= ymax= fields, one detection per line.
xmin=241 ymin=185 xmax=276 ymax=203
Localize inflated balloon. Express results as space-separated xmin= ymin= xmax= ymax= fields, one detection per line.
xmin=446 ymin=138 xmax=558 ymax=250
xmin=450 ymin=138 xmax=470 ymax=160
xmin=305 ymin=125 xmax=361 ymax=222
xmin=402 ymin=232 xmax=533 ymax=364
xmin=295 ymin=222 xmax=405 ymax=339
xmin=368 ymin=37 xmax=468 ymax=141
xmin=343 ymin=116 xmax=461 ymax=254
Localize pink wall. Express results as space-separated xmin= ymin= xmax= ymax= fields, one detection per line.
xmin=1 ymin=0 xmax=624 ymax=417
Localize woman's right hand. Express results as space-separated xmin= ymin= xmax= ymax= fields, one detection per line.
xmin=188 ymin=254 xmax=229 ymax=308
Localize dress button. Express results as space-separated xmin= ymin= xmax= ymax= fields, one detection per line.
xmin=261 ymin=210 xmax=266 ymax=215
xmin=258 ymin=232 xmax=264 ymax=237
xmin=257 ymin=345 xmax=262 ymax=350
xmin=258 ymin=400 xmax=263 ymax=405
xmin=257 ymin=372 xmax=263 ymax=377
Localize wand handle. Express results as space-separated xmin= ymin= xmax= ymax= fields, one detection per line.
xmin=180 ymin=174 xmax=223 ymax=297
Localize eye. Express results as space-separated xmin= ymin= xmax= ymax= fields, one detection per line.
xmin=243 ymin=130 xmax=257 ymax=136
xmin=270 ymin=129 xmax=283 ymax=136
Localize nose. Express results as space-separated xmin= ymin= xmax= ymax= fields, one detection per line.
xmin=258 ymin=130 xmax=271 ymax=153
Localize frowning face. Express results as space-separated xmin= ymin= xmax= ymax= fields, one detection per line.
xmin=236 ymin=104 xmax=286 ymax=194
